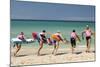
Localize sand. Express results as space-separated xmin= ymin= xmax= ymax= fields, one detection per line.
xmin=11 ymin=45 xmax=95 ymax=66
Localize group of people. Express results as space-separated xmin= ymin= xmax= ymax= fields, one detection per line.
xmin=13 ymin=25 xmax=94 ymax=56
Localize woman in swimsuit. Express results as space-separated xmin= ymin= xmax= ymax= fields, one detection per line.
xmin=82 ymin=25 xmax=93 ymax=53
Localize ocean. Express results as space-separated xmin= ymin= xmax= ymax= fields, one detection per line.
xmin=11 ymin=20 xmax=95 ymax=48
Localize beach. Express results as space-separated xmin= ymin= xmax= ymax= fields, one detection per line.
xmin=11 ymin=20 xmax=95 ymax=66
xmin=10 ymin=1 xmax=95 ymax=66
xmin=11 ymin=45 xmax=95 ymax=66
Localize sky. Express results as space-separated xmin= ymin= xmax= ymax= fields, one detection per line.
xmin=11 ymin=0 xmax=95 ymax=21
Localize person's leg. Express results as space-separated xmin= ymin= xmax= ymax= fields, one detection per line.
xmin=74 ymin=39 xmax=76 ymax=48
xmin=73 ymin=39 xmax=76 ymax=54
xmin=72 ymin=46 xmax=74 ymax=54
xmin=52 ymin=40 xmax=56 ymax=54
xmin=54 ymin=42 xmax=59 ymax=55
xmin=71 ymin=38 xmax=74 ymax=54
xmin=37 ymin=41 xmax=43 ymax=56
xmin=14 ymin=43 xmax=21 ymax=56
xmin=71 ymin=42 xmax=74 ymax=54
xmin=13 ymin=43 xmax=16 ymax=48
xmin=47 ymin=38 xmax=52 ymax=45
xmin=52 ymin=44 xmax=56 ymax=54
xmin=87 ymin=38 xmax=91 ymax=52
xmin=86 ymin=37 xmax=89 ymax=52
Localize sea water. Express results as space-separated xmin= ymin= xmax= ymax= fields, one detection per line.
xmin=11 ymin=20 xmax=95 ymax=48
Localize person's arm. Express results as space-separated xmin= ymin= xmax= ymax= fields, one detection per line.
xmin=90 ymin=29 xmax=95 ymax=38
xmin=82 ymin=31 xmax=85 ymax=40
xmin=63 ymin=38 xmax=70 ymax=44
xmin=17 ymin=35 xmax=19 ymax=38
xmin=59 ymin=34 xmax=64 ymax=42
xmin=76 ymin=34 xmax=81 ymax=42
xmin=90 ymin=29 xmax=94 ymax=35
xmin=93 ymin=32 xmax=95 ymax=38
xmin=23 ymin=35 xmax=26 ymax=39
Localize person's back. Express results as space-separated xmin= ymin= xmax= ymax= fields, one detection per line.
xmin=71 ymin=32 xmax=77 ymax=39
xmin=85 ymin=29 xmax=91 ymax=37
xmin=39 ymin=30 xmax=47 ymax=43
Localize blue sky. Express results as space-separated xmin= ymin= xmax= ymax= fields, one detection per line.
xmin=11 ymin=0 xmax=95 ymax=21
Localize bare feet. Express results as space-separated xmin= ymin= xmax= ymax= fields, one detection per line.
xmin=85 ymin=50 xmax=90 ymax=53
xmin=52 ymin=51 xmax=54 ymax=54
xmin=14 ymin=53 xmax=16 ymax=57
xmin=37 ymin=53 xmax=41 ymax=56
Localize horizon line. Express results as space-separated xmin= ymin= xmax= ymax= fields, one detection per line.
xmin=11 ymin=19 xmax=95 ymax=22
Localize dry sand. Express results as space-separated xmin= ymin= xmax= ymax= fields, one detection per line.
xmin=11 ymin=45 xmax=95 ymax=66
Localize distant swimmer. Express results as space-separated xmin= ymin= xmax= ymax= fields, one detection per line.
xmin=82 ymin=25 xmax=94 ymax=53
xmin=70 ymin=29 xmax=80 ymax=54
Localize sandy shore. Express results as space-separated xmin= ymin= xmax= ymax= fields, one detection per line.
xmin=11 ymin=45 xmax=95 ymax=66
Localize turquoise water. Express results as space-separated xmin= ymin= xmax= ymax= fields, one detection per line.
xmin=11 ymin=20 xmax=95 ymax=47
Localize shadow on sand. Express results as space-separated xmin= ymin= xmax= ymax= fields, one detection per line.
xmin=56 ymin=52 xmax=67 ymax=55
xmin=92 ymin=50 xmax=95 ymax=53
xmin=75 ymin=52 xmax=82 ymax=54
xmin=39 ymin=54 xmax=49 ymax=56
xmin=16 ymin=55 xmax=28 ymax=57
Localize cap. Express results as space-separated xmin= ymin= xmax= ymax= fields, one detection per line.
xmin=73 ymin=29 xmax=75 ymax=32
xmin=21 ymin=32 xmax=24 ymax=35
xmin=42 ymin=30 xmax=46 ymax=32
